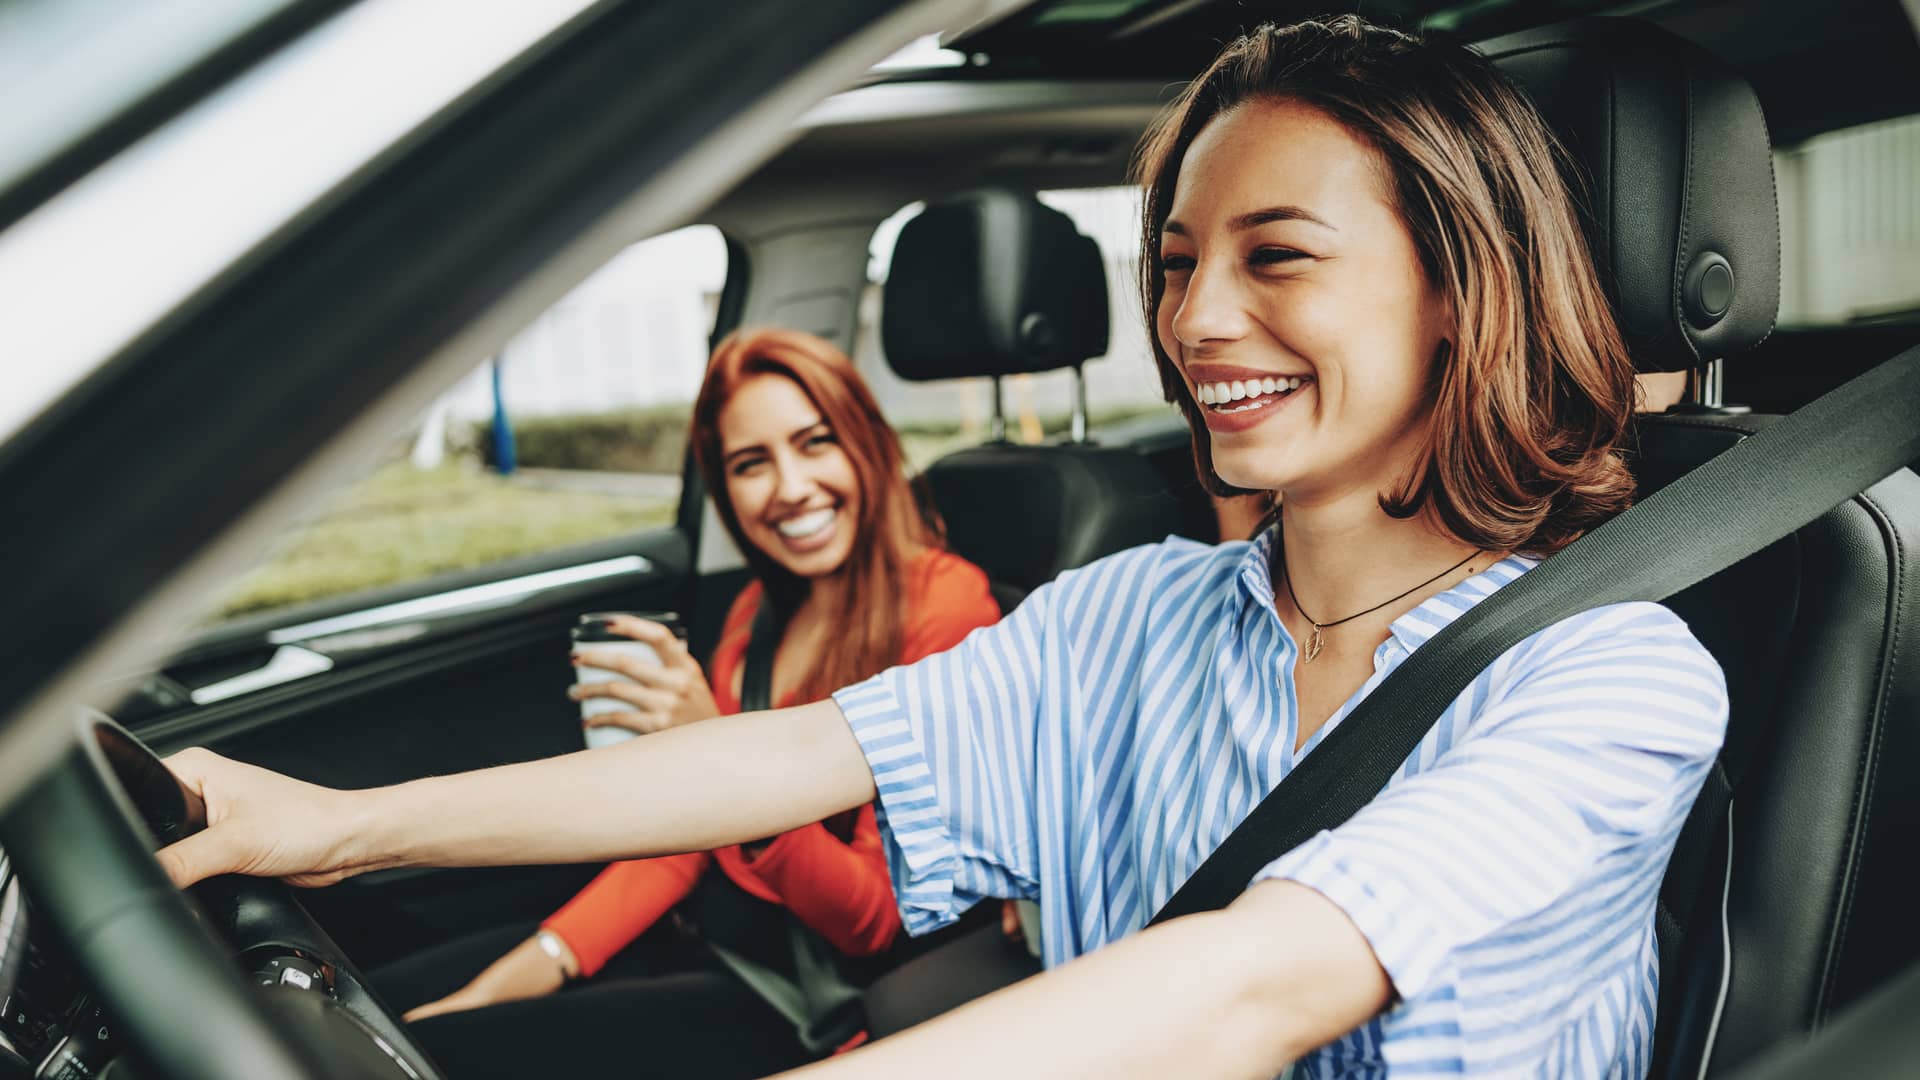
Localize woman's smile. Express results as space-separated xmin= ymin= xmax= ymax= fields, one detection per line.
xmin=771 ymin=502 xmax=843 ymax=554
xmin=1186 ymin=362 xmax=1317 ymax=433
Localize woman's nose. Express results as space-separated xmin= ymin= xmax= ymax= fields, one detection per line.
xmin=1169 ymin=261 xmax=1249 ymax=350
xmin=771 ymin=458 xmax=814 ymax=505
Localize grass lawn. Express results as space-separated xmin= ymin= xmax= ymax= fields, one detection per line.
xmin=214 ymin=461 xmax=677 ymax=619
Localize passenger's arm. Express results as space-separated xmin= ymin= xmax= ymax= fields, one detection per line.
xmin=156 ymin=700 xmax=873 ymax=888
xmin=781 ymin=880 xmax=1388 ymax=1080
xmin=542 ymin=852 xmax=712 ymax=977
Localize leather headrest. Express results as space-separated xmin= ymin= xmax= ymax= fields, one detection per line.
xmin=1479 ymin=18 xmax=1780 ymax=371
xmin=881 ymin=189 xmax=1110 ymax=381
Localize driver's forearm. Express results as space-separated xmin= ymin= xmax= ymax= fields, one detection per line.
xmin=780 ymin=881 xmax=1390 ymax=1080
xmin=353 ymin=700 xmax=875 ymax=873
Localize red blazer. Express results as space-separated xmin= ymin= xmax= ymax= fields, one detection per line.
xmin=542 ymin=549 xmax=999 ymax=976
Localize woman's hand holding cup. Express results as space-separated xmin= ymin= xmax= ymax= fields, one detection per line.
xmin=569 ymin=614 xmax=720 ymax=740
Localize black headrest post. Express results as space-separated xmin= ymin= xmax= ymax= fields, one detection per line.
xmin=989 ymin=376 xmax=1007 ymax=442
xmin=1695 ymin=361 xmax=1725 ymax=409
xmin=1673 ymin=358 xmax=1751 ymax=418
xmin=1069 ymin=364 xmax=1089 ymax=444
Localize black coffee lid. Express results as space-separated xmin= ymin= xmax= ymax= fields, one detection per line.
xmin=572 ymin=611 xmax=685 ymax=643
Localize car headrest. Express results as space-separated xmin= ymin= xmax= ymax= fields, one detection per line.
xmin=1479 ymin=18 xmax=1780 ymax=371
xmin=881 ymin=189 xmax=1110 ymax=381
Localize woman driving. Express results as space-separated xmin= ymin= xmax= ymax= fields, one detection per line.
xmin=157 ymin=18 xmax=1726 ymax=1079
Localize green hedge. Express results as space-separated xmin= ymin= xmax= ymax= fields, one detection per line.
xmin=477 ymin=404 xmax=691 ymax=474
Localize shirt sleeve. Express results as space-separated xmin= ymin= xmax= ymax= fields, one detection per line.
xmin=541 ymin=852 xmax=711 ymax=978
xmin=831 ymin=574 xmax=1059 ymax=936
xmin=1255 ymin=602 xmax=1729 ymax=1001
xmin=740 ymin=806 xmax=902 ymax=956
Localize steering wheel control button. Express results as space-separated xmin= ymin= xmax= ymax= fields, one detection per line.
xmin=68 ymin=1002 xmax=113 ymax=1055
xmin=31 ymin=1035 xmax=97 ymax=1079
xmin=252 ymin=954 xmax=331 ymax=995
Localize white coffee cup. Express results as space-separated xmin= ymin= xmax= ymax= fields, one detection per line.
xmin=571 ymin=611 xmax=681 ymax=749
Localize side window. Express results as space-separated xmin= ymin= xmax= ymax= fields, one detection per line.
xmin=1775 ymin=114 xmax=1920 ymax=326
xmin=854 ymin=187 xmax=1175 ymax=471
xmin=211 ymin=225 xmax=729 ymax=620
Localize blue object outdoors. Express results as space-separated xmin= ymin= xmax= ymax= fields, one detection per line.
xmin=490 ymin=356 xmax=516 ymax=475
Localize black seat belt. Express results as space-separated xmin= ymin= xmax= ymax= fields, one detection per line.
xmin=705 ymin=601 xmax=868 ymax=1054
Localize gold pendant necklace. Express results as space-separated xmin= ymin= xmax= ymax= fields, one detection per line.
xmin=1281 ymin=547 xmax=1482 ymax=663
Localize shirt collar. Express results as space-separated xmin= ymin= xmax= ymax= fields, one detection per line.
xmin=1235 ymin=524 xmax=1539 ymax=655
xmin=1384 ymin=552 xmax=1540 ymax=653
xmin=1236 ymin=526 xmax=1281 ymax=611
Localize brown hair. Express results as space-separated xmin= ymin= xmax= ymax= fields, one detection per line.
xmin=1133 ymin=16 xmax=1636 ymax=556
xmin=691 ymin=327 xmax=943 ymax=703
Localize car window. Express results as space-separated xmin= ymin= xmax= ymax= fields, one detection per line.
xmin=858 ymin=186 xmax=1175 ymax=471
xmin=1776 ymin=112 xmax=1920 ymax=327
xmin=209 ymin=224 xmax=728 ymax=620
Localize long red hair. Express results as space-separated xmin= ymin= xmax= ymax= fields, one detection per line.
xmin=691 ymin=327 xmax=942 ymax=703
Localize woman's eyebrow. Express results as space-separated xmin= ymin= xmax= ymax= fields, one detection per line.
xmin=725 ymin=418 xmax=828 ymax=462
xmin=1233 ymin=205 xmax=1336 ymax=231
xmin=1162 ymin=206 xmax=1337 ymax=237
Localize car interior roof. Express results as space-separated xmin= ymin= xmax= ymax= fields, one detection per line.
xmin=917 ymin=0 xmax=1920 ymax=146
xmin=726 ymin=0 xmax=1920 ymax=220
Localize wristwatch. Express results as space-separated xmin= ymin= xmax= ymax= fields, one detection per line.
xmin=534 ymin=929 xmax=579 ymax=980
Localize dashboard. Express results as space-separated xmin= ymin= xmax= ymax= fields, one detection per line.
xmin=0 ymin=855 xmax=120 ymax=1080
xmin=0 ymin=861 xmax=368 ymax=1080
xmin=0 ymin=718 xmax=432 ymax=1080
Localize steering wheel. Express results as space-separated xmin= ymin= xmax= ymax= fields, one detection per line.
xmin=0 ymin=711 xmax=444 ymax=1080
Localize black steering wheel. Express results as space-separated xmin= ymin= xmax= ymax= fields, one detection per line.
xmin=0 ymin=711 xmax=444 ymax=1080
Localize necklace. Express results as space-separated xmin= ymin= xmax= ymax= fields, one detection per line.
xmin=1281 ymin=547 xmax=1482 ymax=663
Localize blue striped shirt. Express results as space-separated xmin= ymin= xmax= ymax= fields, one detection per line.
xmin=832 ymin=529 xmax=1728 ymax=1078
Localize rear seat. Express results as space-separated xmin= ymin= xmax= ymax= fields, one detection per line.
xmin=880 ymin=188 xmax=1199 ymax=611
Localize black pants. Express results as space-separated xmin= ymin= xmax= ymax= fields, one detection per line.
xmin=371 ymin=921 xmax=812 ymax=1080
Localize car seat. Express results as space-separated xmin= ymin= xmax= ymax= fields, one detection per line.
xmin=1484 ymin=19 xmax=1920 ymax=1077
xmin=880 ymin=188 xmax=1196 ymax=612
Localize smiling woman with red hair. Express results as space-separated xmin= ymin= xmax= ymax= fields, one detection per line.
xmin=374 ymin=327 xmax=999 ymax=1079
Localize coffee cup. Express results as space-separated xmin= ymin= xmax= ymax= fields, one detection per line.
xmin=571 ymin=611 xmax=684 ymax=749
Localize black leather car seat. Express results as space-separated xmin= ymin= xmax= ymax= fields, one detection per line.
xmin=881 ymin=189 xmax=1193 ymax=611
xmin=1484 ymin=19 xmax=1920 ymax=1077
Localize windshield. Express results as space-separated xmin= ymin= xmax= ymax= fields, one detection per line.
xmin=0 ymin=0 xmax=595 ymax=448
xmin=0 ymin=0 xmax=306 ymax=209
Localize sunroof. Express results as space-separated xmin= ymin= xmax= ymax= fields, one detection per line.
xmin=1031 ymin=0 xmax=1162 ymax=27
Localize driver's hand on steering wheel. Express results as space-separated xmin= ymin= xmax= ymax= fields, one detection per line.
xmin=155 ymin=748 xmax=368 ymax=889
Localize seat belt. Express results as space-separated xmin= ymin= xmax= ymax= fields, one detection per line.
xmin=704 ymin=602 xmax=867 ymax=1054
xmin=1151 ymin=343 xmax=1920 ymax=926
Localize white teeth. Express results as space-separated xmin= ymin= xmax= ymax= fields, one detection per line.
xmin=776 ymin=508 xmax=835 ymax=539
xmin=1197 ymin=375 xmax=1313 ymax=409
